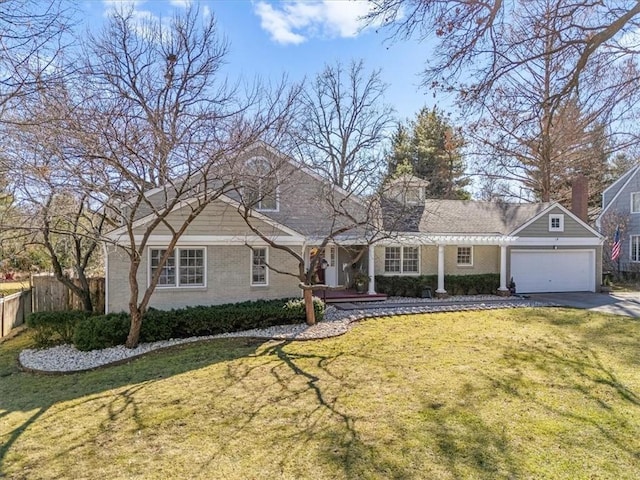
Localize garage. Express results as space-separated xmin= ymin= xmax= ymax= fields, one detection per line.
xmin=510 ymin=249 xmax=595 ymax=293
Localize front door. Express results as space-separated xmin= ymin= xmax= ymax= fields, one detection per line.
xmin=323 ymin=246 xmax=337 ymax=287
xmin=309 ymin=246 xmax=338 ymax=287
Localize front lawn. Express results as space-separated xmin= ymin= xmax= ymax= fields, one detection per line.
xmin=1 ymin=307 xmax=639 ymax=479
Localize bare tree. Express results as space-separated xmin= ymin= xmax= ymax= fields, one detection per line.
xmin=234 ymin=146 xmax=388 ymax=325
xmin=62 ymin=5 xmax=298 ymax=347
xmin=0 ymin=0 xmax=73 ymax=116
xmin=292 ymin=59 xmax=394 ymax=194
xmin=0 ymin=0 xmax=75 ymax=262
xmin=368 ymin=0 xmax=640 ymax=112
xmin=370 ymin=0 xmax=640 ymax=203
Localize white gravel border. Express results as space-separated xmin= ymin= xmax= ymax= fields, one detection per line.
xmin=18 ymin=296 xmax=551 ymax=374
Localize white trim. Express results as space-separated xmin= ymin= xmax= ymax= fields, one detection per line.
xmin=631 ymin=234 xmax=640 ymax=262
xmin=115 ymin=234 xmax=305 ymax=247
xmin=513 ymin=237 xmax=603 ymax=246
xmin=602 ymin=164 xmax=639 ymax=197
xmin=147 ymin=247 xmax=207 ymax=289
xmin=106 ymin=192 xmax=305 ymax=241
xmin=456 ymin=245 xmax=473 ymax=266
xmin=382 ymin=245 xmax=420 ymax=275
xmin=631 ymin=192 xmax=640 ymax=214
xmin=548 ymin=214 xmax=564 ymax=232
xmin=511 ymin=202 xmax=602 ymax=238
xmin=103 ymin=242 xmax=110 ymax=314
xmin=597 ymin=165 xmax=640 ymax=228
xmin=376 ymin=233 xmax=517 ymax=246
xmin=250 ymin=246 xmax=269 ymax=286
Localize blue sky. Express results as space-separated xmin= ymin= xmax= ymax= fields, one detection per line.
xmin=81 ymin=0 xmax=449 ymax=122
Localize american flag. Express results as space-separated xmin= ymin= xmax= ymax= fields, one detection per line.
xmin=611 ymin=226 xmax=621 ymax=261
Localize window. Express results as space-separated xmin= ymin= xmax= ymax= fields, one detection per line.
xmin=251 ymin=247 xmax=268 ymax=285
xmin=150 ymin=249 xmax=176 ymax=287
xmin=384 ymin=247 xmax=401 ymax=273
xmin=632 ymin=193 xmax=640 ymax=213
xmin=402 ymin=247 xmax=419 ymax=273
xmin=457 ymin=246 xmax=473 ymax=266
xmin=244 ymin=158 xmax=278 ymax=211
xmin=150 ymin=248 xmax=205 ymax=288
xmin=549 ymin=214 xmax=564 ymax=232
xmin=179 ymin=249 xmax=205 ymax=286
xmin=384 ymin=246 xmax=419 ymax=274
xmin=632 ymin=236 xmax=640 ymax=262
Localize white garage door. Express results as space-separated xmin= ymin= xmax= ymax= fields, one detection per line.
xmin=510 ymin=250 xmax=595 ymax=293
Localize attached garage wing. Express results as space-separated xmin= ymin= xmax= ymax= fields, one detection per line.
xmin=510 ymin=250 xmax=596 ymax=293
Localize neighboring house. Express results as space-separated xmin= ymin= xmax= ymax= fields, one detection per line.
xmin=104 ymin=145 xmax=604 ymax=313
xmin=596 ymin=164 xmax=640 ymax=273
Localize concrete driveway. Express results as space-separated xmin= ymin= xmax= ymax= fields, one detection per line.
xmin=528 ymin=292 xmax=640 ymax=317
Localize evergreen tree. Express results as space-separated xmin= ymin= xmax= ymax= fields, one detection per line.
xmin=388 ymin=107 xmax=470 ymax=199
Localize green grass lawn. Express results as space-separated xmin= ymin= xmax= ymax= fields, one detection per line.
xmin=1 ymin=307 xmax=640 ymax=479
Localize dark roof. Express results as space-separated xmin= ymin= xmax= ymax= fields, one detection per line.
xmin=382 ymin=198 xmax=551 ymax=235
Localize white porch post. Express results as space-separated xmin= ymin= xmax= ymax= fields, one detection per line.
xmin=498 ymin=244 xmax=509 ymax=293
xmin=367 ymin=245 xmax=376 ymax=294
xmin=436 ymin=244 xmax=446 ymax=295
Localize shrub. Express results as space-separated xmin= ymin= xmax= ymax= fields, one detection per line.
xmin=73 ymin=313 xmax=130 ymax=351
xmin=375 ymin=274 xmax=500 ymax=297
xmin=27 ymin=311 xmax=91 ymax=348
xmin=72 ymin=297 xmax=322 ymax=351
xmin=283 ymin=296 xmax=325 ymax=321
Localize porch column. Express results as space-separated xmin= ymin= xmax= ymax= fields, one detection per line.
xmin=436 ymin=244 xmax=446 ymax=295
xmin=498 ymin=244 xmax=509 ymax=294
xmin=367 ymin=245 xmax=376 ymax=294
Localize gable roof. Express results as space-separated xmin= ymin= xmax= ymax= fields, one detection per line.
xmin=511 ymin=202 xmax=602 ymax=238
xmin=382 ymin=199 xmax=551 ymax=235
xmin=596 ymin=164 xmax=640 ymax=229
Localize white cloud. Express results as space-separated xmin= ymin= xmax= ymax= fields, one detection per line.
xmin=253 ymin=0 xmax=374 ymax=45
xmin=169 ymin=0 xmax=192 ymax=7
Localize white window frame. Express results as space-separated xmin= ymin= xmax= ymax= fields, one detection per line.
xmin=549 ymin=214 xmax=564 ymax=232
xmin=632 ymin=192 xmax=640 ymax=213
xmin=148 ymin=247 xmax=206 ymax=288
xmin=456 ymin=246 xmax=473 ymax=266
xmin=251 ymin=246 xmax=269 ymax=286
xmin=631 ymin=235 xmax=640 ymax=262
xmin=245 ymin=157 xmax=279 ymax=212
xmin=384 ymin=246 xmax=420 ymax=275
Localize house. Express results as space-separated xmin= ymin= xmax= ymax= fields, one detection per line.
xmin=103 ymin=144 xmax=604 ymax=313
xmin=596 ymin=164 xmax=640 ymax=274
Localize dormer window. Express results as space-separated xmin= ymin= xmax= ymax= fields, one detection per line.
xmin=385 ymin=173 xmax=429 ymax=206
xmin=244 ymin=157 xmax=278 ymax=212
xmin=403 ymin=187 xmax=423 ymax=205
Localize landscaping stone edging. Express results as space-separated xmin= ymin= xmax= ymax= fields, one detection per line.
xmin=18 ymin=297 xmax=553 ymax=374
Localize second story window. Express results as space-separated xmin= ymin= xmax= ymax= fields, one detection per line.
xmin=244 ymin=158 xmax=278 ymax=212
xmin=632 ymin=192 xmax=640 ymax=213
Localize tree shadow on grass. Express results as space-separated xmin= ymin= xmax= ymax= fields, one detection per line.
xmin=491 ymin=334 xmax=640 ymax=462
xmin=0 ymin=334 xmax=267 ymax=475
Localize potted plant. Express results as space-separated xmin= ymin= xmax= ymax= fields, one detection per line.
xmin=353 ymin=272 xmax=369 ymax=294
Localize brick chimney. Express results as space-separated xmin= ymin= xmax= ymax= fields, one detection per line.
xmin=571 ymin=175 xmax=588 ymax=222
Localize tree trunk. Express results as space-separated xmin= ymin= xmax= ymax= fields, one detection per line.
xmin=79 ymin=289 xmax=93 ymax=313
xmin=126 ymin=307 xmax=143 ymax=348
xmin=303 ymin=288 xmax=316 ymax=326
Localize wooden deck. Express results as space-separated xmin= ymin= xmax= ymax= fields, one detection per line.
xmin=312 ymin=287 xmax=388 ymax=304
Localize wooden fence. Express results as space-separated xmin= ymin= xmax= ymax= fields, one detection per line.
xmin=0 ymin=290 xmax=32 ymax=339
xmin=31 ymin=275 xmax=105 ymax=314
